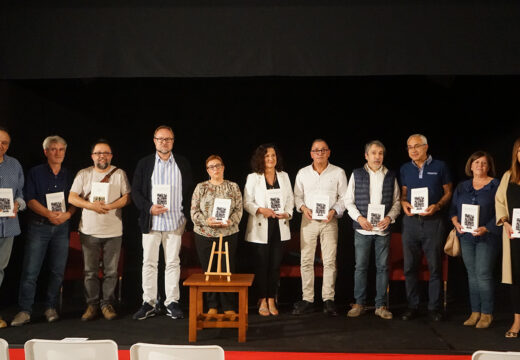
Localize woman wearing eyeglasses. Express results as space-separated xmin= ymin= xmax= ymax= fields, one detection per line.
xmin=244 ymin=144 xmax=294 ymax=316
xmin=190 ymin=155 xmax=243 ymax=319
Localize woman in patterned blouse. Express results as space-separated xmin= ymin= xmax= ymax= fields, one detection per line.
xmin=190 ymin=155 xmax=243 ymax=319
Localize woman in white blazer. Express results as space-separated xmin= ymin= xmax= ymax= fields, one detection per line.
xmin=244 ymin=144 xmax=294 ymax=316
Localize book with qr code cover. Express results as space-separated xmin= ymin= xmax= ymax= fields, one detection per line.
xmin=152 ymin=184 xmax=171 ymax=209
xmin=90 ymin=182 xmax=109 ymax=203
xmin=266 ymin=189 xmax=284 ymax=214
xmin=512 ymin=208 xmax=520 ymax=239
xmin=311 ymin=194 xmax=329 ymax=220
xmin=411 ymin=187 xmax=428 ymax=214
xmin=46 ymin=192 xmax=66 ymax=212
xmin=461 ymin=204 xmax=479 ymax=233
xmin=367 ymin=203 xmax=385 ymax=230
xmin=0 ymin=188 xmax=14 ymax=217
xmin=211 ymin=198 xmax=231 ymax=222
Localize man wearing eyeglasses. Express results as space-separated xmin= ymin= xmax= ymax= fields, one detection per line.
xmin=132 ymin=125 xmax=193 ymax=321
xmin=68 ymin=139 xmax=131 ymax=322
xmin=292 ymin=139 xmax=348 ymax=316
xmin=399 ymin=134 xmax=452 ymax=322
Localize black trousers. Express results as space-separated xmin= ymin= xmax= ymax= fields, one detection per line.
xmin=250 ymin=219 xmax=284 ymax=299
xmin=194 ymin=233 xmax=238 ymax=311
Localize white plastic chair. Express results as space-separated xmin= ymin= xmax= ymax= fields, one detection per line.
xmin=0 ymin=338 xmax=9 ymax=360
xmin=130 ymin=343 xmax=224 ymax=360
xmin=24 ymin=339 xmax=118 ymax=360
xmin=473 ymin=350 xmax=520 ymax=360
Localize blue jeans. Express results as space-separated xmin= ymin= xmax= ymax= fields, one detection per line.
xmin=402 ymin=215 xmax=445 ymax=311
xmin=460 ymin=232 xmax=499 ymax=314
xmin=0 ymin=236 xmax=14 ymax=288
xmin=353 ymin=232 xmax=390 ymax=308
xmin=18 ymin=222 xmax=69 ymax=313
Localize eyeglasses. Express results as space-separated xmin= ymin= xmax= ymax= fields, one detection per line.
xmin=154 ymin=137 xmax=174 ymax=143
xmin=407 ymin=144 xmax=426 ymax=151
xmin=207 ymin=164 xmax=223 ymax=170
xmin=92 ymin=152 xmax=112 ymax=156
xmin=311 ymin=148 xmax=329 ymax=154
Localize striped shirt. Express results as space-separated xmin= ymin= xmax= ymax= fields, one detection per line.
xmin=0 ymin=155 xmax=26 ymax=237
xmin=151 ymin=153 xmax=184 ymax=231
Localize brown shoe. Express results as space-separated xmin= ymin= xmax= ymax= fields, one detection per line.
xmin=347 ymin=304 xmax=366 ymax=317
xmin=0 ymin=316 xmax=6 ymax=328
xmin=81 ymin=305 xmax=98 ymax=321
xmin=101 ymin=305 xmax=117 ymax=320
xmin=224 ymin=310 xmax=237 ymax=321
xmin=476 ymin=313 xmax=493 ymax=329
xmin=463 ymin=312 xmax=481 ymax=326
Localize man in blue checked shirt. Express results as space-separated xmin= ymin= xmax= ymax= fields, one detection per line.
xmin=0 ymin=127 xmax=26 ymax=329
xmin=132 ymin=125 xmax=193 ymax=321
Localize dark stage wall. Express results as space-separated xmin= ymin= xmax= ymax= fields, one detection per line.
xmin=0 ymin=76 xmax=519 ymax=309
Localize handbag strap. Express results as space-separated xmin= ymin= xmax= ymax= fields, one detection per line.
xmin=83 ymin=167 xmax=119 ymax=201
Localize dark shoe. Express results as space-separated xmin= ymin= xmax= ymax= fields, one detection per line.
xmin=428 ymin=310 xmax=443 ymax=322
xmin=323 ymin=300 xmax=338 ymax=317
xmin=292 ymin=300 xmax=314 ymax=315
xmin=166 ymin=302 xmax=184 ymax=319
xmin=133 ymin=303 xmax=157 ymax=320
xmin=401 ymin=308 xmax=418 ymax=321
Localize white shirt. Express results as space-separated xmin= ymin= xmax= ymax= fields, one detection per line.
xmin=294 ymin=162 xmax=348 ymax=218
xmin=345 ymin=164 xmax=401 ymax=235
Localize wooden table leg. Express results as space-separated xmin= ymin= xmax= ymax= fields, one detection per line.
xmin=238 ymin=288 xmax=247 ymax=342
xmin=189 ymin=286 xmax=198 ymax=342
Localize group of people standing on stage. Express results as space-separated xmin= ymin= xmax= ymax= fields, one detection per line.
xmin=0 ymin=124 xmax=520 ymax=339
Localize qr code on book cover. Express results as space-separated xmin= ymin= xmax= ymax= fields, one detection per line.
xmin=214 ymin=207 xmax=226 ymax=220
xmin=51 ymin=202 xmax=62 ymax=212
xmin=0 ymin=198 xmax=10 ymax=212
xmin=270 ymin=197 xmax=281 ymax=212
xmin=315 ymin=203 xmax=326 ymax=217
xmin=93 ymin=196 xmax=105 ymax=202
xmin=516 ymin=218 xmax=520 ymax=232
xmin=370 ymin=213 xmax=381 ymax=226
xmin=464 ymin=214 xmax=475 ymax=229
xmin=156 ymin=193 xmax=167 ymax=206
xmin=414 ymin=197 xmax=425 ymax=209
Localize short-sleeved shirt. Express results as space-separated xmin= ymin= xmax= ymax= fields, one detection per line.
xmin=400 ymin=155 xmax=451 ymax=205
xmin=24 ymin=163 xmax=73 ymax=224
xmin=71 ymin=165 xmax=131 ymax=238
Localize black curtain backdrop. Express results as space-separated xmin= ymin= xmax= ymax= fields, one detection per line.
xmin=1 ymin=0 xmax=520 ymax=78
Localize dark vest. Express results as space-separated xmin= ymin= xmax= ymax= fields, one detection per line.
xmin=352 ymin=167 xmax=395 ymax=230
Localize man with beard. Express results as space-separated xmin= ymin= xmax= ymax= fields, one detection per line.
xmin=69 ymin=139 xmax=131 ymax=321
xmin=132 ymin=125 xmax=192 ymax=321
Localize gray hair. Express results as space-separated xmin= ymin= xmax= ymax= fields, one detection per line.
xmin=407 ymin=134 xmax=428 ymax=145
xmin=364 ymin=140 xmax=386 ymax=155
xmin=43 ymin=135 xmax=67 ymax=150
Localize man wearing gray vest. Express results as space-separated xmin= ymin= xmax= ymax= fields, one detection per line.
xmin=345 ymin=140 xmax=401 ymax=319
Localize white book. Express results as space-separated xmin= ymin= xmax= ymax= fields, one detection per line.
xmin=152 ymin=184 xmax=171 ymax=209
xmin=0 ymin=188 xmax=14 ymax=217
xmin=512 ymin=208 xmax=520 ymax=239
xmin=46 ymin=192 xmax=66 ymax=212
xmin=367 ymin=203 xmax=385 ymax=231
xmin=411 ymin=187 xmax=429 ymax=214
xmin=90 ymin=182 xmax=110 ymax=203
xmin=461 ymin=204 xmax=480 ymax=233
xmin=266 ymin=189 xmax=284 ymax=214
xmin=311 ymin=195 xmax=330 ymax=220
xmin=212 ymin=198 xmax=231 ymax=222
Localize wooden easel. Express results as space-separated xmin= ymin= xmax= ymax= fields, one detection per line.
xmin=205 ymin=235 xmax=231 ymax=281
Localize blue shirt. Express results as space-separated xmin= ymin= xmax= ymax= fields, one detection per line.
xmin=0 ymin=155 xmax=26 ymax=237
xmin=400 ymin=155 xmax=452 ymax=205
xmin=449 ymin=178 xmax=501 ymax=237
xmin=24 ymin=163 xmax=73 ymax=224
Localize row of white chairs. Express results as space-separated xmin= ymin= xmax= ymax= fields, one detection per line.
xmin=0 ymin=338 xmax=224 ymax=360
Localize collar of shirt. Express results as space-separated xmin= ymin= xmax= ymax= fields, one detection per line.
xmin=155 ymin=152 xmax=174 ymax=165
xmin=364 ymin=163 xmax=387 ymax=176
xmin=311 ymin=162 xmax=331 ymax=175
xmin=411 ymin=154 xmax=433 ymax=169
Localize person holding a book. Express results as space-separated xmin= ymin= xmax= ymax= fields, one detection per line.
xmin=244 ymin=144 xmax=294 ymax=316
xmin=496 ymin=137 xmax=520 ymax=338
xmin=132 ymin=125 xmax=193 ymax=321
xmin=400 ymin=134 xmax=452 ymax=322
xmin=68 ymin=139 xmax=131 ymax=321
xmin=449 ymin=151 xmax=500 ymax=329
xmin=190 ymin=154 xmax=243 ymax=319
xmin=292 ymin=139 xmax=348 ymax=317
xmin=344 ymin=140 xmax=401 ymax=320
xmin=0 ymin=127 xmax=25 ymax=329
xmin=11 ymin=136 xmax=77 ymax=327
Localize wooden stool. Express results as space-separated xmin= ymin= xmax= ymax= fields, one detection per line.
xmin=183 ymin=273 xmax=254 ymax=343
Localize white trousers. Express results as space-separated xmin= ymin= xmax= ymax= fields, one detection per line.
xmin=142 ymin=220 xmax=185 ymax=306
